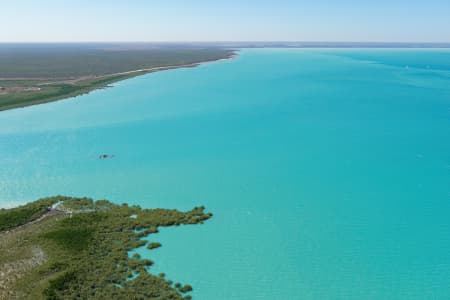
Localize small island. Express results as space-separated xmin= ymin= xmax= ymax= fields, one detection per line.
xmin=147 ymin=242 xmax=162 ymax=250
xmin=0 ymin=196 xmax=212 ymax=299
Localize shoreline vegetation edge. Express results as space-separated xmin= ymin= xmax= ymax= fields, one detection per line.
xmin=0 ymin=50 xmax=237 ymax=112
xmin=0 ymin=196 xmax=212 ymax=299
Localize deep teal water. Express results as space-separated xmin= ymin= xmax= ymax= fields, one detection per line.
xmin=1 ymin=49 xmax=450 ymax=299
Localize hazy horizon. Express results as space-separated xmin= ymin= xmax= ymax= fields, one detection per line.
xmin=2 ymin=0 xmax=450 ymax=43
xmin=1 ymin=42 xmax=450 ymax=49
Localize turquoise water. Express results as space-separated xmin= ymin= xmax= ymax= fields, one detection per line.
xmin=1 ymin=49 xmax=450 ymax=299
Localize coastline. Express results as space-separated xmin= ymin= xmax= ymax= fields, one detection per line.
xmin=0 ymin=51 xmax=237 ymax=112
xmin=0 ymin=196 xmax=212 ymax=299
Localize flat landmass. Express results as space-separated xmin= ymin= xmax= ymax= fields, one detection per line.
xmin=0 ymin=43 xmax=235 ymax=111
xmin=0 ymin=196 xmax=212 ymax=299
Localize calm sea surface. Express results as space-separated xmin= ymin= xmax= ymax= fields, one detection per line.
xmin=1 ymin=49 xmax=449 ymax=299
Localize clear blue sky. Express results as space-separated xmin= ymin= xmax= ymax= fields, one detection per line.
xmin=2 ymin=0 xmax=450 ymax=42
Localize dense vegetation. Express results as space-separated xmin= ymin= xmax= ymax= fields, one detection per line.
xmin=0 ymin=196 xmax=212 ymax=299
xmin=0 ymin=44 xmax=234 ymax=78
xmin=147 ymin=242 xmax=162 ymax=250
xmin=0 ymin=196 xmax=67 ymax=232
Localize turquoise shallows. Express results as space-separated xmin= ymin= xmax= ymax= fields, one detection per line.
xmin=1 ymin=49 xmax=450 ymax=299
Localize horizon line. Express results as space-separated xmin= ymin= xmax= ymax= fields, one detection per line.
xmin=1 ymin=41 xmax=450 ymax=44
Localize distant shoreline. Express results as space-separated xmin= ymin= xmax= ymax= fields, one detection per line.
xmin=95 ymin=51 xmax=237 ymax=78
xmin=0 ymin=49 xmax=237 ymax=112
xmin=0 ymin=53 xmax=237 ymax=83
xmin=1 ymin=42 xmax=449 ymax=48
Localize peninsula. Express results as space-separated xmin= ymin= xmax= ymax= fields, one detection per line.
xmin=0 ymin=196 xmax=212 ymax=299
xmin=0 ymin=43 xmax=235 ymax=111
